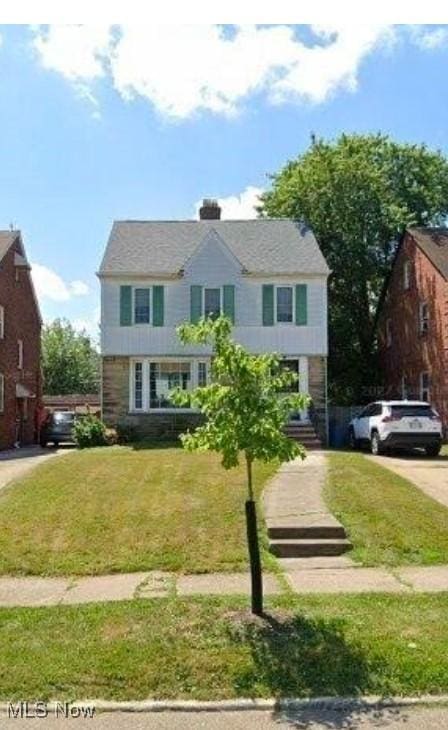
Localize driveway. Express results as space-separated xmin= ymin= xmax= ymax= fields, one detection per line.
xmin=367 ymin=452 xmax=448 ymax=508
xmin=0 ymin=446 xmax=65 ymax=492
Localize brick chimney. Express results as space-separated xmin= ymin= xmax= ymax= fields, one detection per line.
xmin=199 ymin=198 xmax=221 ymax=220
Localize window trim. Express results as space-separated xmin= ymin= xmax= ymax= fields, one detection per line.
xmin=0 ymin=373 xmax=4 ymax=413
xmin=275 ymin=285 xmax=295 ymax=325
xmin=17 ymin=339 xmax=23 ymax=370
xmin=133 ymin=287 xmax=151 ymax=326
xmin=419 ymin=301 xmax=429 ymax=335
xmin=403 ymin=260 xmax=411 ymax=290
xmin=129 ymin=358 xmax=210 ymax=413
xmin=203 ymin=287 xmax=223 ymax=319
xmin=0 ymin=305 xmax=4 ymax=339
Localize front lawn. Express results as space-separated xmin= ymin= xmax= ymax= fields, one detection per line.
xmin=0 ymin=445 xmax=276 ymax=576
xmin=1 ymin=593 xmax=448 ymax=700
xmin=325 ymin=452 xmax=448 ymax=566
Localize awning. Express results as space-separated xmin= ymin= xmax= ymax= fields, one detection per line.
xmin=16 ymin=383 xmax=36 ymax=399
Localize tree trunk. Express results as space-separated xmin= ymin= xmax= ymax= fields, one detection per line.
xmin=245 ymin=453 xmax=263 ymax=615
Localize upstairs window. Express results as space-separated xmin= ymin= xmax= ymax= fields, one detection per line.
xmin=419 ymin=301 xmax=429 ymax=334
xmin=134 ymin=288 xmax=150 ymax=324
xmin=403 ymin=260 xmax=411 ymax=290
xmin=0 ymin=306 xmax=4 ymax=339
xmin=17 ymin=339 xmax=23 ymax=369
xmin=204 ymin=288 xmax=221 ymax=319
xmin=420 ymin=371 xmax=430 ymax=402
xmin=276 ymin=286 xmax=293 ymax=323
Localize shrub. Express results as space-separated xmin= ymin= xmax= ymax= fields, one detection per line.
xmin=116 ymin=422 xmax=138 ymax=444
xmin=73 ymin=415 xmax=107 ymax=449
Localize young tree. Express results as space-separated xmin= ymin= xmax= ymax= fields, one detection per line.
xmin=42 ymin=318 xmax=100 ymax=395
xmin=260 ymin=133 xmax=448 ymax=402
xmin=172 ymin=316 xmax=309 ymax=615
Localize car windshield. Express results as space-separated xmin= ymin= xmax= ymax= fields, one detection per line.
xmin=391 ymin=405 xmax=436 ymax=418
xmin=53 ymin=412 xmax=75 ymax=424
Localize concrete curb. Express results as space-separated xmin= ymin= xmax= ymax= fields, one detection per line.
xmin=2 ymin=695 xmax=448 ymax=714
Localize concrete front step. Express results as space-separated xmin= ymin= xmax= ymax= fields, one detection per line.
xmin=269 ymin=538 xmax=353 ymax=558
xmin=268 ymin=525 xmax=346 ymax=540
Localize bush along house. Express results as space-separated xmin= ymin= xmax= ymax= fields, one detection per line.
xmin=98 ymin=200 xmax=330 ymax=446
xmin=0 ymin=231 xmax=42 ymax=449
xmin=377 ymin=227 xmax=448 ymax=431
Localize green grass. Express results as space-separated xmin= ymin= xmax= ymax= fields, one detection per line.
xmin=325 ymin=451 xmax=448 ymax=566
xmin=1 ymin=593 xmax=448 ymax=700
xmin=0 ymin=445 xmax=276 ymax=576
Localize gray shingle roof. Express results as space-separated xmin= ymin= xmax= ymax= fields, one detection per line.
xmin=99 ymin=219 xmax=330 ymax=276
xmin=0 ymin=231 xmax=19 ymax=263
xmin=408 ymin=227 xmax=448 ymax=280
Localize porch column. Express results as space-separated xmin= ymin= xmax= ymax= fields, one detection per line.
xmin=299 ymin=356 xmax=309 ymax=421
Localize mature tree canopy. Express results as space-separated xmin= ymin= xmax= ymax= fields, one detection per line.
xmin=260 ymin=133 xmax=448 ymax=402
xmin=42 ymin=318 xmax=100 ymax=395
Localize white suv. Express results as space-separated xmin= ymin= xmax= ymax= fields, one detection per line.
xmin=348 ymin=401 xmax=443 ymax=457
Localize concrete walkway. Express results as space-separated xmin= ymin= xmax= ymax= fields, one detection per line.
xmin=0 ymin=565 xmax=448 ymax=606
xmin=0 ymin=446 xmax=65 ymax=491
xmin=367 ymin=453 xmax=448 ymax=508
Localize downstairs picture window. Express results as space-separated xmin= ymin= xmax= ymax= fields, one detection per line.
xmin=149 ymin=362 xmax=191 ymax=409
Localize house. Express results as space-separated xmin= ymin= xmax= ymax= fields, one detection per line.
xmin=98 ymin=199 xmax=330 ymax=443
xmin=377 ymin=227 xmax=448 ymax=428
xmin=0 ymin=231 xmax=42 ymax=449
xmin=42 ymin=393 xmax=101 ymax=415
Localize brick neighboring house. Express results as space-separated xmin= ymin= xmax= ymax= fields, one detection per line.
xmin=0 ymin=231 xmax=42 ymax=449
xmin=377 ymin=227 xmax=448 ymax=429
xmin=98 ymin=200 xmax=330 ymax=444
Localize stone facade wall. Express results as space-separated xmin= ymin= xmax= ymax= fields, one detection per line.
xmin=0 ymin=240 xmax=41 ymax=449
xmin=308 ymin=355 xmax=328 ymax=444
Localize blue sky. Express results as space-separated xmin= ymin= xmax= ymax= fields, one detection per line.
xmin=1 ymin=24 xmax=448 ymax=339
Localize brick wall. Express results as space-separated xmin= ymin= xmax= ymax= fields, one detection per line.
xmin=378 ymin=231 xmax=448 ymax=427
xmin=0 ymin=240 xmax=42 ymax=449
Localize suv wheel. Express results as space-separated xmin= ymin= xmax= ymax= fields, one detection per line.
xmin=425 ymin=444 xmax=441 ymax=457
xmin=370 ymin=431 xmax=384 ymax=456
xmin=348 ymin=427 xmax=359 ymax=450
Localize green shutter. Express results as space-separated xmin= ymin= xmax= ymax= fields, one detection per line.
xmin=120 ymin=285 xmax=132 ymax=326
xmin=190 ymin=285 xmax=203 ymax=323
xmin=262 ymin=284 xmax=274 ymax=326
xmin=223 ymin=285 xmax=235 ymax=324
xmin=152 ymin=286 xmax=164 ymax=326
xmin=295 ymin=284 xmax=308 ymax=325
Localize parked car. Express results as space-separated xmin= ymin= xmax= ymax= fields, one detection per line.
xmin=40 ymin=411 xmax=76 ymax=447
xmin=348 ymin=401 xmax=443 ymax=457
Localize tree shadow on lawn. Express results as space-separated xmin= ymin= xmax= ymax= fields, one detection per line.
xmin=227 ymin=611 xmax=400 ymax=728
xmin=130 ymin=439 xmax=182 ymax=451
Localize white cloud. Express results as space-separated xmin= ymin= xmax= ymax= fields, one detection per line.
xmin=411 ymin=26 xmax=448 ymax=50
xmin=194 ymin=186 xmax=263 ymax=220
xmin=31 ymin=263 xmax=89 ymax=302
xmin=31 ymin=24 xmax=395 ymax=119
xmin=72 ymin=306 xmax=100 ymax=342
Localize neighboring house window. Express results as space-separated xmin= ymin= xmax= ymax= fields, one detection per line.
xmin=401 ymin=375 xmax=408 ymax=400
xmin=149 ymin=361 xmax=191 ymax=409
xmin=198 ymin=361 xmax=207 ymax=387
xmin=403 ymin=260 xmax=411 ymax=290
xmin=0 ymin=305 xmax=4 ymax=339
xmin=0 ymin=373 xmax=4 ymax=413
xmin=419 ymin=301 xmax=429 ymax=334
xmin=17 ymin=339 xmax=23 ymax=369
xmin=133 ymin=362 xmax=143 ymax=410
xmin=204 ymin=288 xmax=221 ymax=319
xmin=420 ymin=371 xmax=430 ymax=402
xmin=386 ymin=318 xmax=392 ymax=347
xmin=276 ymin=286 xmax=293 ymax=323
xmin=134 ymin=288 xmax=150 ymax=324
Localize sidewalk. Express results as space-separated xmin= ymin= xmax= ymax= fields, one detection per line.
xmin=0 ymin=446 xmax=65 ymax=492
xmin=0 ymin=564 xmax=448 ymax=606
